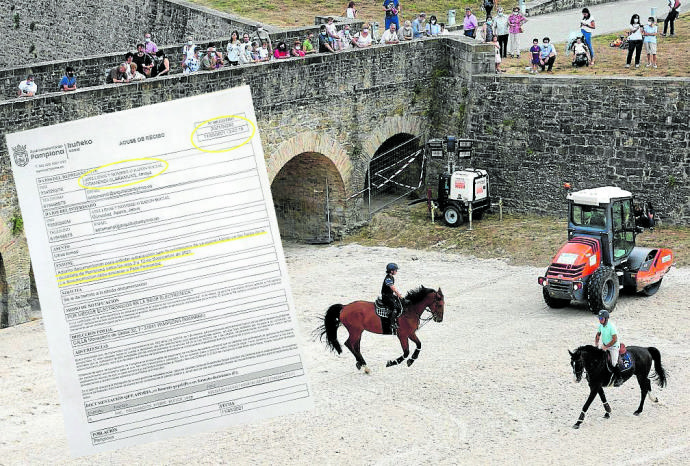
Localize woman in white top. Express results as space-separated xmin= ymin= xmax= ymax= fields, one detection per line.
xmin=226 ymin=31 xmax=242 ymax=66
xmin=345 ymin=1 xmax=357 ymax=19
xmin=625 ymin=14 xmax=644 ymax=68
xmin=580 ymin=8 xmax=596 ymax=64
xmin=352 ymin=23 xmax=373 ymax=47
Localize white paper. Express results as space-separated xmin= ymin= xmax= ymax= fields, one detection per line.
xmin=5 ymin=86 xmax=312 ymax=457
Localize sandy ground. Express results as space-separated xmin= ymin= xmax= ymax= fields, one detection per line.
xmin=1 ymin=243 xmax=689 ymax=465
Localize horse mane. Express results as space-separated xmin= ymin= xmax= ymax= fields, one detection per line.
xmin=404 ymin=285 xmax=436 ymax=304
xmin=574 ymin=345 xmax=605 ymax=358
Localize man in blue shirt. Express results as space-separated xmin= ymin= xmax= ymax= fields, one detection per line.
xmin=59 ymin=66 xmax=77 ymax=91
xmin=412 ymin=12 xmax=426 ymax=38
xmin=383 ymin=0 xmax=400 ymax=31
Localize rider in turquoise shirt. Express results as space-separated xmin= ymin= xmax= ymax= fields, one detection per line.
xmin=595 ymin=310 xmax=621 ymax=382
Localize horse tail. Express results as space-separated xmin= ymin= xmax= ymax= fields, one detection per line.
xmin=648 ymin=347 xmax=667 ymax=388
xmin=318 ymin=304 xmax=343 ymax=354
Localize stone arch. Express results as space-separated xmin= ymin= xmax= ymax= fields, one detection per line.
xmin=362 ymin=116 xmax=426 ymax=162
xmin=271 ymin=152 xmax=347 ymax=242
xmin=267 ymin=131 xmax=352 ymax=191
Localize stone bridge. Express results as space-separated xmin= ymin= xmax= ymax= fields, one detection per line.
xmin=1 ymin=3 xmax=689 ymax=327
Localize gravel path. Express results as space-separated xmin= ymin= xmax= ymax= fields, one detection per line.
xmin=1 ymin=243 xmax=688 ymax=464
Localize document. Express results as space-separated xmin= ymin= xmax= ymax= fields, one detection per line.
xmin=6 ymin=86 xmax=312 ymax=457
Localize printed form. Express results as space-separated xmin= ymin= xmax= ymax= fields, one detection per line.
xmin=6 ymin=86 xmax=312 ymax=457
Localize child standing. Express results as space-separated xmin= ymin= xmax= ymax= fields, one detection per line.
xmin=530 ymin=38 xmax=541 ymax=73
xmin=643 ymin=17 xmax=658 ymax=68
xmin=493 ymin=35 xmax=504 ymax=73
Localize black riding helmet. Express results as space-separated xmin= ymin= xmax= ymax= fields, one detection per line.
xmin=598 ymin=309 xmax=610 ymax=320
xmin=386 ymin=263 xmax=399 ymax=273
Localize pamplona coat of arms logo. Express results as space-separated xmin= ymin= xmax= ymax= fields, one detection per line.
xmin=12 ymin=145 xmax=29 ymax=167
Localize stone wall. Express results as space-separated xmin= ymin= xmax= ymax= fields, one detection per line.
xmin=0 ymin=36 xmax=465 ymax=326
xmin=0 ymin=26 xmax=365 ymax=101
xmin=0 ymin=0 xmax=260 ymax=69
xmin=461 ymin=75 xmax=690 ymax=223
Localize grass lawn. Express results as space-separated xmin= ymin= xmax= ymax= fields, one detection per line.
xmin=342 ymin=201 xmax=690 ymax=268
xmin=500 ymin=13 xmax=690 ymax=77
xmin=189 ymin=0 xmax=517 ymax=28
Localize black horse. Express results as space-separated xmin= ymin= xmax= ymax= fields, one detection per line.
xmin=569 ymin=345 xmax=667 ymax=429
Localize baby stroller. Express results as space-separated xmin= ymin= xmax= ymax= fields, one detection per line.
xmin=566 ymin=30 xmax=591 ymax=67
xmin=609 ymin=35 xmax=629 ymax=49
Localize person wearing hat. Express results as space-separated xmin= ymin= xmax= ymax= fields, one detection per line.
xmin=412 ymin=12 xmax=427 ymax=38
xmin=463 ymin=7 xmax=478 ymax=38
xmin=381 ymin=263 xmax=403 ymax=319
xmin=595 ymin=310 xmax=621 ymax=382
xmin=252 ymin=23 xmax=273 ymax=54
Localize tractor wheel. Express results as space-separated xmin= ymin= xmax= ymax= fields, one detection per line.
xmin=641 ymin=278 xmax=663 ymax=297
xmin=443 ymin=206 xmax=463 ymax=227
xmin=586 ymin=266 xmax=619 ymax=313
xmin=543 ymin=287 xmax=570 ymax=308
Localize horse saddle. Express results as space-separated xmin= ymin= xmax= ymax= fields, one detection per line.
xmin=607 ymin=343 xmax=634 ymax=374
xmin=374 ymin=298 xmax=398 ymax=335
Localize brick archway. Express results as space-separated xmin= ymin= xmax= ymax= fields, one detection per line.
xmin=267 ymin=131 xmax=352 ymax=189
xmin=362 ymin=116 xmax=426 ymax=162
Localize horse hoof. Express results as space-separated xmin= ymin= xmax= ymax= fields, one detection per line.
xmin=634 ymin=410 xmax=641 ymax=416
xmin=406 ymin=359 xmax=415 ymax=367
xmin=572 ymin=423 xmax=581 ymax=429
xmin=386 ymin=360 xmax=394 ymax=367
xmin=356 ymin=362 xmax=363 ymax=370
xmin=364 ymin=366 xmax=371 ymax=374
xmin=603 ymin=412 xmax=610 ymax=419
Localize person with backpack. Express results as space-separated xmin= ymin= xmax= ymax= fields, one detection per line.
xmin=662 ymin=0 xmax=681 ymax=36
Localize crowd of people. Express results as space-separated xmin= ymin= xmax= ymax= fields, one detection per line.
xmin=14 ymin=1 xmax=684 ymax=96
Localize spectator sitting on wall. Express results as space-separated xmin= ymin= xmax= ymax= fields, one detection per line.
xmin=400 ymin=20 xmax=414 ymax=40
xmin=144 ymin=33 xmax=158 ymax=55
xmin=426 ymin=15 xmax=441 ymax=36
xmin=227 ymin=31 xmax=242 ymax=66
xmin=351 ymin=23 xmax=373 ymax=47
xmin=59 ymin=66 xmax=77 ymax=91
xmin=251 ymin=42 xmax=263 ymax=62
xmin=182 ymin=50 xmax=200 ymax=74
xmin=303 ymin=32 xmax=317 ymax=54
xmin=439 ymin=22 xmax=450 ymax=35
xmin=258 ymin=41 xmax=271 ymax=61
xmin=18 ymin=74 xmax=37 ymax=97
xmin=200 ymin=46 xmax=219 ymax=70
xmin=318 ymin=25 xmax=337 ymax=52
xmin=239 ymin=38 xmax=256 ymax=64
xmin=133 ymin=43 xmax=154 ymax=76
xmin=106 ymin=64 xmax=129 ymax=83
xmin=274 ymin=41 xmax=291 ymax=59
xmin=151 ymin=50 xmax=170 ymax=77
xmin=412 ymin=12 xmax=427 ymax=38
xmin=125 ymin=52 xmax=135 ymax=70
xmin=381 ymin=22 xmax=401 ymax=44
xmin=129 ymin=63 xmax=146 ymax=81
xmin=339 ymin=24 xmax=354 ymax=50
xmin=252 ymin=23 xmax=273 ymax=54
xmin=291 ymin=39 xmax=306 ymax=57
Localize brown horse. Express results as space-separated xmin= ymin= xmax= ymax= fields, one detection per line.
xmin=318 ymin=286 xmax=444 ymax=373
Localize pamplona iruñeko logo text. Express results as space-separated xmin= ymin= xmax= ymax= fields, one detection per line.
xmin=12 ymin=145 xmax=29 ymax=167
